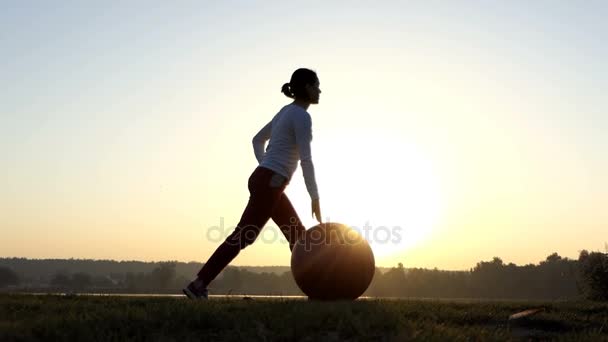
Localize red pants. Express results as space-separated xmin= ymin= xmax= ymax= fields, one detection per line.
xmin=197 ymin=166 xmax=306 ymax=286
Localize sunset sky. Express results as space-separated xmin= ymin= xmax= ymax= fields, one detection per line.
xmin=2 ymin=1 xmax=607 ymax=270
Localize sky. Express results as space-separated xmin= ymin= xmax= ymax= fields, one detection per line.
xmin=1 ymin=1 xmax=607 ymax=270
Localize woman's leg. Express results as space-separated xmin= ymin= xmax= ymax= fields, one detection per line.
xmin=195 ymin=167 xmax=285 ymax=287
xmin=271 ymin=193 xmax=306 ymax=251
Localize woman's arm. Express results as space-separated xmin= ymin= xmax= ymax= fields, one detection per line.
xmin=294 ymin=113 xmax=319 ymax=201
xmin=295 ymin=112 xmax=322 ymax=222
xmin=252 ymin=121 xmax=272 ymax=164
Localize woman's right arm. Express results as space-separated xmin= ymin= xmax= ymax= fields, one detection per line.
xmin=252 ymin=121 xmax=272 ymax=164
xmin=294 ymin=113 xmax=322 ymax=222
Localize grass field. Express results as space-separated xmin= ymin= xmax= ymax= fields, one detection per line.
xmin=1 ymin=294 xmax=607 ymax=341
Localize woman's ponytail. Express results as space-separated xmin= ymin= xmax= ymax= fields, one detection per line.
xmin=281 ymin=82 xmax=294 ymax=98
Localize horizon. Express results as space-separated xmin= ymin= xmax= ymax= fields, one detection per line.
xmin=0 ymin=248 xmax=596 ymax=272
xmin=2 ymin=1 xmax=607 ymax=270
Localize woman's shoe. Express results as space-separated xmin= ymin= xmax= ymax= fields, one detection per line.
xmin=183 ymin=282 xmax=209 ymax=300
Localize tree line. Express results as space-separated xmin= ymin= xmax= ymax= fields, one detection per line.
xmin=1 ymin=251 xmax=607 ymax=300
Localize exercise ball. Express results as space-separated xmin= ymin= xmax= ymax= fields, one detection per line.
xmin=290 ymin=222 xmax=375 ymax=300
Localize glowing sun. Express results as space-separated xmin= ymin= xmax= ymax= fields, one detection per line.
xmin=313 ymin=129 xmax=443 ymax=258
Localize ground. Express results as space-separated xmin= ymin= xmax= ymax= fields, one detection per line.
xmin=1 ymin=294 xmax=607 ymax=341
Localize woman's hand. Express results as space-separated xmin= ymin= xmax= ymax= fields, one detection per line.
xmin=312 ymin=198 xmax=322 ymax=223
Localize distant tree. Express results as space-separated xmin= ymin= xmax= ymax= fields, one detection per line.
xmin=365 ymin=267 xmax=386 ymax=297
xmin=149 ymin=263 xmax=176 ymax=289
xmin=384 ymin=263 xmax=407 ymax=296
xmin=0 ymin=255 xmax=587 ymax=298
xmin=125 ymin=272 xmax=146 ymax=291
xmin=578 ymin=250 xmax=608 ymax=301
xmin=50 ymin=272 xmax=71 ymax=288
xmin=91 ymin=275 xmax=115 ymax=288
xmin=365 ymin=263 xmax=406 ymax=297
xmin=279 ymin=270 xmax=301 ymax=295
xmin=217 ymin=268 xmax=243 ymax=292
xmin=71 ymin=272 xmax=92 ymax=290
xmin=471 ymin=257 xmax=506 ymax=298
xmin=544 ymin=252 xmax=562 ymax=263
xmin=174 ymin=275 xmax=190 ymax=290
xmin=0 ymin=267 xmax=19 ymax=287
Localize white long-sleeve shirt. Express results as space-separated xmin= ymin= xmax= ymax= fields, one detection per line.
xmin=252 ymin=103 xmax=319 ymax=200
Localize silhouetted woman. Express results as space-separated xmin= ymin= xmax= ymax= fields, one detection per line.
xmin=183 ymin=68 xmax=323 ymax=299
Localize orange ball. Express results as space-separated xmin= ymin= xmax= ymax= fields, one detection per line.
xmin=291 ymin=222 xmax=375 ymax=300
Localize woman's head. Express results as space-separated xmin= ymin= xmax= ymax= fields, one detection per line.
xmin=281 ymin=68 xmax=321 ymax=104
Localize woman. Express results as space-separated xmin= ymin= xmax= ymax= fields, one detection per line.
xmin=183 ymin=68 xmax=323 ymax=299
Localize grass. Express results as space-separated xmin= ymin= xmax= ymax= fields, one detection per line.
xmin=1 ymin=294 xmax=608 ymax=341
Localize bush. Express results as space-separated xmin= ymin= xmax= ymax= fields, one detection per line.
xmin=578 ymin=250 xmax=608 ymax=301
xmin=0 ymin=267 xmax=19 ymax=287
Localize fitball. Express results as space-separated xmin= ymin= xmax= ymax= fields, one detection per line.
xmin=290 ymin=222 xmax=375 ymax=300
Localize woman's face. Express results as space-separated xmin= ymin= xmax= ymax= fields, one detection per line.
xmin=305 ymin=80 xmax=322 ymax=104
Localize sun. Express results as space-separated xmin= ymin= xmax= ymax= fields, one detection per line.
xmin=312 ymin=129 xmax=443 ymax=258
